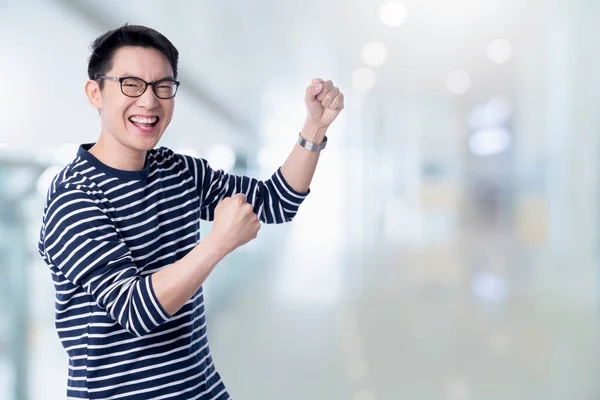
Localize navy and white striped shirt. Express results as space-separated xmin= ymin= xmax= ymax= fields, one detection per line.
xmin=38 ymin=144 xmax=308 ymax=399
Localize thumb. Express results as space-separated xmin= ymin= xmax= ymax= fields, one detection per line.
xmin=305 ymin=80 xmax=323 ymax=105
xmin=233 ymin=193 xmax=247 ymax=205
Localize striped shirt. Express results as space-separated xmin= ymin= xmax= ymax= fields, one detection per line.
xmin=37 ymin=143 xmax=309 ymax=399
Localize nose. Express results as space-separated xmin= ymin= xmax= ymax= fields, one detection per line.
xmin=136 ymin=84 xmax=160 ymax=109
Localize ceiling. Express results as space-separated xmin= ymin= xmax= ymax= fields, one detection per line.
xmin=0 ymin=0 xmax=565 ymax=160
xmin=57 ymin=0 xmax=543 ymax=123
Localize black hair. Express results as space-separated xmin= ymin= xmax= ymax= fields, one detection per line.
xmin=87 ymin=23 xmax=179 ymax=88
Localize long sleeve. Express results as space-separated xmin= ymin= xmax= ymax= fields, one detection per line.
xmin=178 ymin=154 xmax=310 ymax=223
xmin=40 ymin=188 xmax=170 ymax=337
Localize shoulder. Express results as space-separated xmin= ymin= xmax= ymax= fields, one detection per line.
xmin=44 ymin=157 xmax=100 ymax=205
xmin=151 ymin=146 xmax=210 ymax=174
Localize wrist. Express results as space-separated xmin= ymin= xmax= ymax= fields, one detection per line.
xmin=301 ymin=121 xmax=328 ymax=144
xmin=203 ymin=231 xmax=233 ymax=259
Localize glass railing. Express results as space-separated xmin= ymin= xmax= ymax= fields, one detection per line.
xmin=0 ymin=160 xmax=46 ymax=400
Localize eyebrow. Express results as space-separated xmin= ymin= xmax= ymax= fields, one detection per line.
xmin=120 ymin=74 xmax=175 ymax=81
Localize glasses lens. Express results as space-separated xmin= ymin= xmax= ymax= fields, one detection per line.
xmin=154 ymin=80 xmax=178 ymax=99
xmin=121 ymin=78 xmax=146 ymax=97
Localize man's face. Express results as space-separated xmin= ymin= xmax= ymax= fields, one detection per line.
xmin=94 ymin=46 xmax=175 ymax=152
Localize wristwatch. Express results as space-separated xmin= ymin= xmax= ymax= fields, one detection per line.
xmin=297 ymin=133 xmax=328 ymax=152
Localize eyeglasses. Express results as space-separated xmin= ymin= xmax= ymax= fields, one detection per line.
xmin=95 ymin=75 xmax=180 ymax=99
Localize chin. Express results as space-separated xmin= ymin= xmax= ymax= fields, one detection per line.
xmin=126 ymin=127 xmax=165 ymax=152
xmin=133 ymin=137 xmax=162 ymax=152
xmin=134 ymin=143 xmax=159 ymax=152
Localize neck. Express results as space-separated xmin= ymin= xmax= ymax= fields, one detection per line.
xmin=89 ymin=132 xmax=146 ymax=171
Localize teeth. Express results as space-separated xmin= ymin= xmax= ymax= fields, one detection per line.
xmin=129 ymin=116 xmax=157 ymax=124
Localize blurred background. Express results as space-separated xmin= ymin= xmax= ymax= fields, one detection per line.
xmin=1 ymin=0 xmax=600 ymax=399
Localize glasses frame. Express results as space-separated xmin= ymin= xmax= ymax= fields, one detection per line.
xmin=95 ymin=75 xmax=181 ymax=99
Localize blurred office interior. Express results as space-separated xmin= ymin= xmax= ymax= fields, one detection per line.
xmin=1 ymin=0 xmax=600 ymax=399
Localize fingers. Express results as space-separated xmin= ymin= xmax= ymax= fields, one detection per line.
xmin=330 ymin=92 xmax=344 ymax=110
xmin=252 ymin=219 xmax=261 ymax=239
xmin=316 ymin=80 xmax=334 ymax=102
xmin=321 ymin=87 xmax=341 ymax=109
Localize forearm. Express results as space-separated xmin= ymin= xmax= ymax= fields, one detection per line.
xmin=151 ymin=232 xmax=230 ymax=316
xmin=279 ymin=123 xmax=326 ymax=193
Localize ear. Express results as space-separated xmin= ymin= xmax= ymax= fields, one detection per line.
xmin=85 ymin=79 xmax=103 ymax=109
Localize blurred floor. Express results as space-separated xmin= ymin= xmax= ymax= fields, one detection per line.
xmin=205 ymin=212 xmax=600 ymax=400
xmin=2 ymin=186 xmax=596 ymax=400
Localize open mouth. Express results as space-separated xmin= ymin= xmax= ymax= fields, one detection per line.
xmin=128 ymin=115 xmax=160 ymax=133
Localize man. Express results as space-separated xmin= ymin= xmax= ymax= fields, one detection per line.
xmin=37 ymin=24 xmax=343 ymax=399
